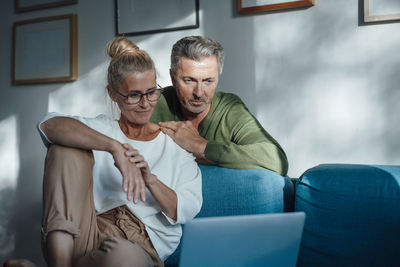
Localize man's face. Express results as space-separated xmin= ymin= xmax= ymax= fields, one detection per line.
xmin=171 ymin=56 xmax=219 ymax=116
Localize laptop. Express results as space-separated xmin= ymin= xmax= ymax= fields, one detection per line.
xmin=179 ymin=212 xmax=305 ymax=267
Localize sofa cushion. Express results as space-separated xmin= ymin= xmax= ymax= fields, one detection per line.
xmin=295 ymin=164 xmax=400 ymax=267
xmin=165 ymin=164 xmax=293 ymax=266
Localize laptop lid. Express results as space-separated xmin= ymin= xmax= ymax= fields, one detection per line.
xmin=179 ymin=212 xmax=305 ymax=267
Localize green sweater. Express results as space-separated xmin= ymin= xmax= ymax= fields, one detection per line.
xmin=150 ymin=87 xmax=288 ymax=176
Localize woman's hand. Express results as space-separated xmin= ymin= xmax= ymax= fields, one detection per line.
xmin=111 ymin=142 xmax=146 ymax=203
xmin=122 ymin=143 xmax=178 ymax=220
xmin=122 ymin=143 xmax=157 ymax=186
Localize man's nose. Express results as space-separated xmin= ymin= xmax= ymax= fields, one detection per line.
xmin=192 ymin=83 xmax=203 ymax=97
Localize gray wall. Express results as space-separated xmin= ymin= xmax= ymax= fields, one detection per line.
xmin=1 ymin=0 xmax=399 ymax=264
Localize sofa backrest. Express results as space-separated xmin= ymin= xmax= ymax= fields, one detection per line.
xmin=165 ymin=164 xmax=293 ymax=266
xmin=295 ymin=164 xmax=400 ymax=267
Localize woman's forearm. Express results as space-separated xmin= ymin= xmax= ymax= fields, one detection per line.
xmin=146 ymin=176 xmax=178 ymax=221
xmin=40 ymin=116 xmax=119 ymax=153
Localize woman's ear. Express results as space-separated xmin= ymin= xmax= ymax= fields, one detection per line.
xmin=107 ymin=85 xmax=116 ymax=101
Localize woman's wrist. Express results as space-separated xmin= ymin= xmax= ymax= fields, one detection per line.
xmin=108 ymin=139 xmax=123 ymax=155
xmin=145 ymin=174 xmax=158 ymax=187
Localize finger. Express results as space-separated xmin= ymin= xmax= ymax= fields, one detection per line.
xmin=158 ymin=121 xmax=180 ymax=131
xmin=129 ymin=155 xmax=144 ymax=163
xmin=138 ymin=176 xmax=146 ymax=202
xmin=133 ymin=177 xmax=141 ymax=204
xmin=135 ymin=162 xmax=148 ymax=169
xmin=122 ymin=143 xmax=134 ymax=150
xmin=122 ymin=172 xmax=128 ymax=193
xmin=127 ymin=175 xmax=134 ymax=201
xmin=125 ymin=150 xmax=139 ymax=157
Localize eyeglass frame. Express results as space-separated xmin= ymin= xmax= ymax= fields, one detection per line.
xmin=113 ymin=84 xmax=163 ymax=104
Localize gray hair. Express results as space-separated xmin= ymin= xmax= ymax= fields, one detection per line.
xmin=170 ymin=36 xmax=225 ymax=75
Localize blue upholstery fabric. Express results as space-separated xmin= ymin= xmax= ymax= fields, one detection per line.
xmin=295 ymin=164 xmax=400 ymax=267
xmin=165 ymin=164 xmax=292 ymax=266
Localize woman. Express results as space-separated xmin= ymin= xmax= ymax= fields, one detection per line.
xmin=5 ymin=37 xmax=202 ymax=267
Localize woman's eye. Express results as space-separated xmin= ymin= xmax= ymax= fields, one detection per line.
xmin=129 ymin=93 xmax=140 ymax=98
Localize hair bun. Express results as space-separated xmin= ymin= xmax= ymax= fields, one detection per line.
xmin=106 ymin=37 xmax=139 ymax=59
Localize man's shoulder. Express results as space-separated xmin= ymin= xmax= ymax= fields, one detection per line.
xmin=213 ymin=91 xmax=246 ymax=111
xmin=216 ymin=91 xmax=244 ymax=102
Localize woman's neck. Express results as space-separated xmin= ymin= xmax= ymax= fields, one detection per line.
xmin=118 ymin=117 xmax=160 ymax=141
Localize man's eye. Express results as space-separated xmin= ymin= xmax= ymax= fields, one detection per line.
xmin=206 ymin=79 xmax=214 ymax=84
xmin=183 ymin=79 xmax=192 ymax=83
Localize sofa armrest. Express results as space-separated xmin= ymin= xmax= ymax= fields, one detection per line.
xmin=295 ymin=164 xmax=400 ymax=267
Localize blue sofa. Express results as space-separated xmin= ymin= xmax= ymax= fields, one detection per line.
xmin=165 ymin=164 xmax=400 ymax=267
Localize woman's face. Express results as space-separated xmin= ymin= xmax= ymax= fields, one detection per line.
xmin=112 ymin=70 xmax=157 ymax=126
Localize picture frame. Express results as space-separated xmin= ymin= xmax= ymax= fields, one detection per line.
xmin=13 ymin=14 xmax=78 ymax=85
xmin=237 ymin=0 xmax=315 ymax=14
xmin=364 ymin=0 xmax=400 ymax=23
xmin=115 ymin=0 xmax=199 ymax=36
xmin=15 ymin=0 xmax=77 ymax=13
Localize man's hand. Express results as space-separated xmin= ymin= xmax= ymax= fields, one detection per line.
xmin=159 ymin=121 xmax=208 ymax=160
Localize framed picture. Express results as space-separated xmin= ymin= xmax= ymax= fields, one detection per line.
xmin=15 ymin=0 xmax=77 ymax=13
xmin=364 ymin=0 xmax=400 ymax=23
xmin=115 ymin=0 xmax=199 ymax=36
xmin=238 ymin=0 xmax=315 ymax=14
xmin=13 ymin=14 xmax=78 ymax=85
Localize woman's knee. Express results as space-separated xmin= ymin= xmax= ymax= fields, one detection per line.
xmin=43 ymin=145 xmax=94 ymax=187
xmin=78 ymin=238 xmax=153 ymax=267
xmin=46 ymin=145 xmax=94 ymax=168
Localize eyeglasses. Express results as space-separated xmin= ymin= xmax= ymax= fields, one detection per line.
xmin=114 ymin=84 xmax=162 ymax=104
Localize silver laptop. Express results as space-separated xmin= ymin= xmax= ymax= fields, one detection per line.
xmin=179 ymin=212 xmax=305 ymax=267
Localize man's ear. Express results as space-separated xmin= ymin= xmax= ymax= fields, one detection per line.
xmin=169 ymin=69 xmax=177 ymax=88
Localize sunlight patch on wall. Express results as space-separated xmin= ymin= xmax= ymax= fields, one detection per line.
xmin=257 ymin=73 xmax=386 ymax=177
xmin=0 ymin=115 xmax=18 ymax=259
xmin=166 ymin=10 xmax=198 ymax=29
xmin=0 ymin=115 xmax=19 ymax=190
xmin=48 ymin=62 xmax=110 ymax=117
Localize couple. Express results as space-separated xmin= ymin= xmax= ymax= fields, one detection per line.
xmin=5 ymin=36 xmax=288 ymax=267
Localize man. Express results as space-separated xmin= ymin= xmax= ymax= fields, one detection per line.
xmin=151 ymin=36 xmax=288 ymax=176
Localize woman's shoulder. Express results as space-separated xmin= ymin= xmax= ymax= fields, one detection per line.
xmin=160 ymin=132 xmax=196 ymax=161
xmin=76 ymin=114 xmax=118 ymax=134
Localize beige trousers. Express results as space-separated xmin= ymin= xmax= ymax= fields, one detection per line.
xmin=41 ymin=145 xmax=164 ymax=267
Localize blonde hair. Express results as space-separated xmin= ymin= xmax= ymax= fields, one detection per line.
xmin=106 ymin=37 xmax=155 ymax=90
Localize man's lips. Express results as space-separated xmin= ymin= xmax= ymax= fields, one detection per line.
xmin=189 ymin=100 xmax=206 ymax=106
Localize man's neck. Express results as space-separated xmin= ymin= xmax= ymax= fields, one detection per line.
xmin=181 ymin=105 xmax=211 ymax=129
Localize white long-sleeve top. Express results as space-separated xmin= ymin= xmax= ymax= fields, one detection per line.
xmin=37 ymin=113 xmax=202 ymax=260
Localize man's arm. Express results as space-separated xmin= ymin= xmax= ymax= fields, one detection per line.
xmin=159 ymin=121 xmax=215 ymax=165
xmin=159 ymin=96 xmax=288 ymax=175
